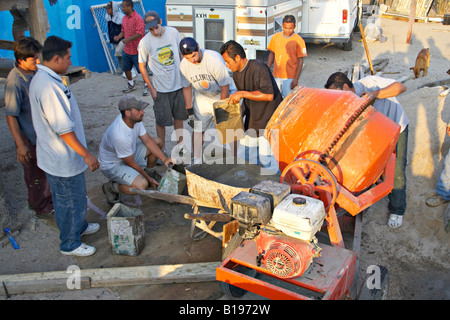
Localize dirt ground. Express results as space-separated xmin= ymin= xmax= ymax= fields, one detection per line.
xmin=0 ymin=16 xmax=449 ymax=300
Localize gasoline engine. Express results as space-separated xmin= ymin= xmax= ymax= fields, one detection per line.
xmin=230 ymin=180 xmax=326 ymax=279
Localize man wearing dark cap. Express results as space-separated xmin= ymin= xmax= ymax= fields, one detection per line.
xmin=179 ymin=37 xmax=235 ymax=163
xmin=99 ymin=95 xmax=174 ymax=205
xmin=138 ymin=10 xmax=187 ymax=153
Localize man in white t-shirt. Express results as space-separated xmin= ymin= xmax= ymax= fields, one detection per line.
xmin=325 ymin=72 xmax=408 ymax=228
xmin=99 ymin=95 xmax=174 ymax=205
xmin=138 ymin=10 xmax=188 ymax=153
xmin=179 ymin=37 xmax=235 ymax=162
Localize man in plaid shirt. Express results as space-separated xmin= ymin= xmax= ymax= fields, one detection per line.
xmin=113 ymin=0 xmax=147 ymax=95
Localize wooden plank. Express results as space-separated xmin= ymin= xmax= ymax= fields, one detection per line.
xmin=0 ymin=40 xmax=14 ymax=51
xmin=28 ymin=0 xmax=47 ymax=45
xmin=0 ymin=0 xmax=30 ymax=11
xmin=2 ymin=277 xmax=91 ymax=296
xmin=0 ymin=262 xmax=219 ymax=296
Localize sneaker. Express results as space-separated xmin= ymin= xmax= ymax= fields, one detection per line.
xmin=144 ymin=168 xmax=162 ymax=183
xmin=122 ymin=83 xmax=136 ymax=93
xmin=36 ymin=209 xmax=55 ymax=219
xmin=102 ymin=182 xmax=120 ymax=206
xmin=387 ymin=214 xmax=403 ymax=229
xmin=82 ymin=223 xmax=100 ymax=236
xmin=61 ymin=243 xmax=96 ymax=257
xmin=426 ymin=194 xmax=449 ymax=207
xmin=143 ymin=87 xmax=150 ymax=96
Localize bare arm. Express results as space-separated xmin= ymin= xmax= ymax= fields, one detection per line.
xmin=122 ymin=33 xmax=143 ymax=45
xmin=267 ymin=51 xmax=274 ymax=69
xmin=139 ymin=62 xmax=157 ymax=100
xmin=220 ymin=84 xmax=230 ymax=100
xmin=139 ymin=133 xmax=174 ymax=167
xmin=6 ymin=115 xmax=30 ymax=163
xmin=60 ymin=132 xmax=99 ymax=172
xmin=228 ymin=90 xmax=273 ymax=104
xmin=291 ymin=57 xmax=304 ymax=89
xmin=361 ymin=82 xmax=406 ymax=100
xmin=182 ymin=85 xmax=193 ymax=111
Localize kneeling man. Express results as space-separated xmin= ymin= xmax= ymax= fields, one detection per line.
xmin=99 ymin=94 xmax=174 ymax=205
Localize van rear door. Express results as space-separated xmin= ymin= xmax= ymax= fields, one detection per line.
xmin=308 ymin=0 xmax=341 ymax=35
xmin=194 ymin=7 xmax=235 ymax=53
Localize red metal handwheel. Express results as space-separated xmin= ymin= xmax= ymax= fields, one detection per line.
xmin=280 ymin=159 xmax=338 ymax=211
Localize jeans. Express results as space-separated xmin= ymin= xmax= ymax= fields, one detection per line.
xmin=388 ymin=126 xmax=408 ymax=216
xmin=274 ymin=77 xmax=294 ymax=99
xmin=436 ymin=145 xmax=450 ymax=200
xmin=45 ymin=172 xmax=88 ymax=252
xmin=237 ymin=135 xmax=280 ymax=176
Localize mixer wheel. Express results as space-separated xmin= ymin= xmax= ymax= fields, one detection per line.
xmin=219 ymin=265 xmax=257 ymax=298
xmin=280 ymin=159 xmax=338 ymax=211
xmin=357 ymin=265 xmax=389 ymax=300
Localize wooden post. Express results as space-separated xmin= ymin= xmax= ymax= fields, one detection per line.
xmin=28 ymin=0 xmax=47 ymax=45
xmin=359 ymin=23 xmax=374 ymax=75
xmin=406 ymin=0 xmax=417 ymax=44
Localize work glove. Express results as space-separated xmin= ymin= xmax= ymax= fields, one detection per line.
xmin=186 ymin=108 xmax=196 ymax=129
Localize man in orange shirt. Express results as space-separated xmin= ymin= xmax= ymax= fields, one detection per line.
xmin=267 ymin=15 xmax=307 ymax=98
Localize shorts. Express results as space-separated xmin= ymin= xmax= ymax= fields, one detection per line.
xmin=101 ymin=141 xmax=147 ymax=186
xmin=153 ymin=89 xmax=188 ymax=126
xmin=122 ymin=52 xmax=140 ymax=73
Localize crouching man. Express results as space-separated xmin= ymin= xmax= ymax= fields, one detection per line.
xmin=99 ymin=94 xmax=175 ymax=205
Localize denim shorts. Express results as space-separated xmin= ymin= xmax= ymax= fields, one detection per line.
xmin=153 ymin=89 xmax=188 ymax=126
xmin=101 ymin=141 xmax=147 ymax=186
xmin=122 ymin=51 xmax=140 ymax=72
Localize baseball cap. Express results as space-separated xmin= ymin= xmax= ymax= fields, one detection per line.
xmin=118 ymin=94 xmax=149 ymax=111
xmin=179 ymin=37 xmax=199 ymax=55
xmin=144 ymin=11 xmax=160 ymax=28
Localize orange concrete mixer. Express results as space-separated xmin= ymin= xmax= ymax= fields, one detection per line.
xmin=265 ymin=87 xmax=400 ymax=244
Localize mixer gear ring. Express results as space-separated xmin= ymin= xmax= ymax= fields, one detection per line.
xmin=280 ymin=159 xmax=338 ymax=211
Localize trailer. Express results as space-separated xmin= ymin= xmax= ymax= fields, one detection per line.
xmin=165 ymin=0 xmax=302 ymax=60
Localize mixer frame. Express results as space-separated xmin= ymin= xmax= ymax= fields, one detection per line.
xmin=216 ymin=155 xmax=396 ymax=300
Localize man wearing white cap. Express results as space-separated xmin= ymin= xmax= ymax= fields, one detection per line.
xmin=99 ymin=94 xmax=175 ymax=205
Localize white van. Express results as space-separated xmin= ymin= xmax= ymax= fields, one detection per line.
xmin=300 ymin=0 xmax=362 ymax=51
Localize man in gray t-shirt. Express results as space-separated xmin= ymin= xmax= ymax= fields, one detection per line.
xmin=138 ymin=11 xmax=187 ymax=153
xmin=325 ymin=72 xmax=408 ymax=229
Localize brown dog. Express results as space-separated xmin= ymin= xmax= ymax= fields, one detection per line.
xmin=410 ymin=48 xmax=430 ymax=78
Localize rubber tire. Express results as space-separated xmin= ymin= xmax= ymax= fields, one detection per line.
xmin=219 ymin=265 xmax=258 ymax=298
xmin=357 ymin=265 xmax=390 ymax=300
xmin=343 ymin=35 xmax=353 ymax=51
xmin=220 ymin=234 xmax=257 ymax=298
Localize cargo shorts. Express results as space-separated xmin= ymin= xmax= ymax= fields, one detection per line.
xmin=153 ymin=88 xmax=188 ymax=126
